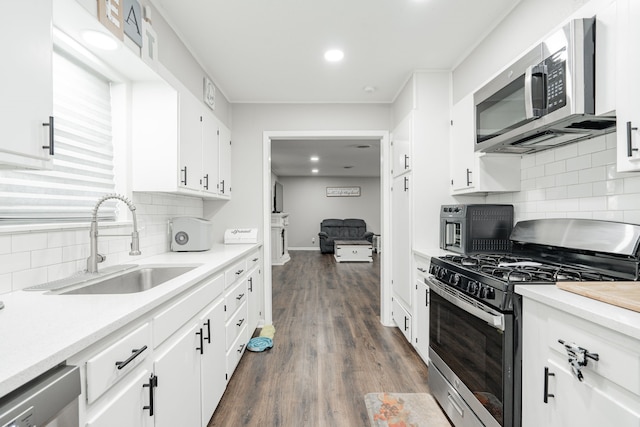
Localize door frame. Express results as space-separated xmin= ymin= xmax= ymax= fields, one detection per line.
xmin=262 ymin=130 xmax=393 ymax=327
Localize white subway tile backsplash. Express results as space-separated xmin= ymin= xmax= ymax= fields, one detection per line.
xmin=555 ymin=171 xmax=579 ymax=186
xmin=554 ymin=143 xmax=578 ymax=160
xmin=0 ymin=274 xmax=11 ymax=294
xmin=545 ymin=186 xmax=568 ymax=200
xmin=12 ymin=233 xmax=48 ymax=253
xmin=608 ymin=194 xmax=640 ymax=210
xmin=577 ymin=137 xmax=606 ymax=155
xmin=567 ymin=183 xmax=592 ymax=198
xmin=0 ymin=236 xmax=10 ymax=255
xmin=593 ymin=179 xmax=623 ymax=196
xmin=544 ymin=160 xmax=566 ymax=176
xmin=624 ymin=176 xmax=640 ymax=193
xmin=12 ymin=267 xmax=48 ymax=291
xmin=566 ymin=154 xmax=592 ymax=171
xmin=536 ymin=175 xmax=556 ymax=189
xmin=578 ymin=166 xmax=606 ymax=184
xmin=31 ymin=248 xmax=63 ymax=269
xmin=579 ymin=196 xmax=607 ymax=211
xmin=593 ymin=210 xmax=624 ymax=221
xmin=556 ymin=198 xmax=580 ymax=212
xmin=591 ymin=149 xmax=616 ymax=167
xmin=624 ymin=210 xmax=640 ymax=224
xmin=0 ymin=253 xmax=30 ymax=275
xmin=535 ymin=150 xmax=555 ymax=165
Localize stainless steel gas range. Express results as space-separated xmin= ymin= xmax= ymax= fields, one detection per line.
xmin=427 ymin=218 xmax=640 ymax=427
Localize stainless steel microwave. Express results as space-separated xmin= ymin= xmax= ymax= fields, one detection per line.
xmin=474 ymin=17 xmax=615 ymax=154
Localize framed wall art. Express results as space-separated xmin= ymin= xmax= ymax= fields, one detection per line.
xmin=326 ymin=186 xmax=361 ymax=197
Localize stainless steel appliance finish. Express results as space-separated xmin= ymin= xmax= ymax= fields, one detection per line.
xmin=440 ymin=204 xmax=514 ymax=255
xmin=0 ymin=365 xmax=80 ymax=427
xmin=474 ymin=18 xmax=615 ymax=154
xmin=429 ymin=218 xmax=640 ymax=427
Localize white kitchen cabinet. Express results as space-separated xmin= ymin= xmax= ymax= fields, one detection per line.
xmin=392 ymin=297 xmax=412 ymax=343
xmin=392 ymin=173 xmax=412 ymax=310
xmin=218 ymin=124 xmax=232 ymax=197
xmin=413 ymin=254 xmax=430 ymax=363
xmin=153 ymin=323 xmax=202 ymax=427
xmin=616 ymin=0 xmax=640 ymax=171
xmin=0 ymin=1 xmax=54 ymax=169
xmin=131 ymin=75 xmax=229 ymax=200
xmin=449 ymin=94 xmax=520 ymax=195
xmin=391 ymin=113 xmax=413 ymax=177
xmin=521 ymin=297 xmax=640 ymax=427
xmin=247 ymin=263 xmax=263 ymax=333
xmin=199 ymin=298 xmax=226 ymax=425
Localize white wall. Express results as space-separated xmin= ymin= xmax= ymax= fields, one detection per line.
xmin=279 ymin=176 xmax=381 ymax=249
xmin=486 ymin=133 xmax=640 ymax=224
xmin=206 ymin=103 xmax=391 ymax=243
xmin=0 ymin=193 xmax=203 ymax=294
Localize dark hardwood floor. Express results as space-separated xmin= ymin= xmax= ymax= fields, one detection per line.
xmin=208 ymin=250 xmax=431 ymax=426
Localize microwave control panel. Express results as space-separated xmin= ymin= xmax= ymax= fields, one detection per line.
xmin=545 ymin=47 xmax=567 ymax=113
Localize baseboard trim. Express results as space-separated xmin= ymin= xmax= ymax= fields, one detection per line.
xmin=289 ymin=247 xmax=320 ymax=251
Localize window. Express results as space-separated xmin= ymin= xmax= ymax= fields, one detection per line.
xmin=0 ymin=50 xmax=117 ymax=223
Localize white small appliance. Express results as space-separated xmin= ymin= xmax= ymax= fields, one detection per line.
xmin=169 ymin=217 xmax=213 ymax=252
xmin=224 ymin=228 xmax=258 ymax=244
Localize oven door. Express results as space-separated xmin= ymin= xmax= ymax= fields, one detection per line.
xmin=427 ymin=277 xmax=515 ymax=427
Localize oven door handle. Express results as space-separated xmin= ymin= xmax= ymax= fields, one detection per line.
xmin=426 ymin=276 xmax=505 ymax=331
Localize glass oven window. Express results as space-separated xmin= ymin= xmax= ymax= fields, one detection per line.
xmin=430 ymin=291 xmax=505 ymax=426
xmin=444 ymin=221 xmax=462 ymax=249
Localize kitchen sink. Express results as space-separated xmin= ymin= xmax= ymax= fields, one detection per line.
xmin=58 ymin=265 xmax=198 ymax=295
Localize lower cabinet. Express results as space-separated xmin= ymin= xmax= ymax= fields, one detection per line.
xmin=413 ymin=254 xmax=430 ymax=363
xmin=73 ymin=247 xmax=263 ymax=427
xmin=247 ymin=264 xmax=263 ymax=333
xmin=392 ymin=297 xmax=412 ymax=343
xmin=521 ymin=297 xmax=640 ymax=427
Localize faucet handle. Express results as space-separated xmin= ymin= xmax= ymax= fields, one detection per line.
xmin=97 ymin=254 xmax=106 ymax=264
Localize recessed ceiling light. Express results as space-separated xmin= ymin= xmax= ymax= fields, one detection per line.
xmin=82 ymin=30 xmax=118 ymax=50
xmin=324 ymin=49 xmax=344 ymax=62
xmin=363 ymin=86 xmax=377 ymax=93
xmin=311 ymin=169 xmax=319 ymax=174
xmin=310 ymin=156 xmax=319 ymax=162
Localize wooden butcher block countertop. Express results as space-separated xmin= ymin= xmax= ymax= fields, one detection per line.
xmin=556 ymin=281 xmax=640 ymax=313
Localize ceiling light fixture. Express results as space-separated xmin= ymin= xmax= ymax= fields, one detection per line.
xmin=81 ymin=30 xmax=118 ymax=50
xmin=363 ymin=85 xmax=377 ymax=94
xmin=311 ymin=169 xmax=319 ymax=174
xmin=310 ymin=156 xmax=319 ymax=162
xmin=324 ymin=49 xmax=344 ymax=62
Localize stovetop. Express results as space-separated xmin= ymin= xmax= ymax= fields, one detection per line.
xmin=429 ymin=253 xmax=622 ymax=312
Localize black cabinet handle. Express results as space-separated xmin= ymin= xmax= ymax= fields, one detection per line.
xmin=235 ymin=269 xmax=244 ymax=276
xmin=196 ymin=328 xmax=204 ymax=354
xmin=404 ymin=316 xmax=409 ymax=331
xmin=42 ymin=116 xmax=55 ymax=155
xmin=404 ymin=154 xmax=409 ymax=169
xmin=543 ymin=366 xmax=555 ymax=403
xmin=252 ymin=257 xmax=259 ymax=262
xmin=466 ymin=168 xmax=473 ymax=186
xmin=203 ymin=173 xmax=209 ymax=190
xmin=236 ymin=293 xmax=245 ymax=300
xmin=115 ymin=345 xmax=147 ymax=370
xmin=220 ymin=179 xmax=225 ymax=194
xmin=143 ymin=374 xmax=158 ymax=416
xmin=237 ymin=343 xmax=245 ymax=353
xmin=180 ymin=166 xmax=187 ymax=185
xmin=417 ymin=267 xmax=427 ymax=273
xmin=425 ymin=288 xmax=429 ymax=307
xmin=627 ymin=121 xmax=638 ymax=157
xmin=403 ymin=176 xmax=409 ymax=192
xmin=203 ymin=319 xmax=211 ymax=344
xmin=236 ymin=318 xmax=245 ymax=327
xmin=248 ymin=277 xmax=253 ymax=292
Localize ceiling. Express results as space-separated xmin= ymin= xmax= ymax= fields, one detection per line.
xmin=271 ymin=139 xmax=381 ymax=177
xmin=150 ymin=0 xmax=521 ymax=104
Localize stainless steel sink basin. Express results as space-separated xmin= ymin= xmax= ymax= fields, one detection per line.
xmin=59 ymin=266 xmax=197 ymax=295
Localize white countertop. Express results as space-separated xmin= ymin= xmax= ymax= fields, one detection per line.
xmin=516 ymin=284 xmax=640 ymax=341
xmin=0 ymin=243 xmax=259 ymax=398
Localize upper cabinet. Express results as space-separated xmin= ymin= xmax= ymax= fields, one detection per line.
xmin=391 ymin=113 xmax=413 ymax=177
xmin=616 ymin=0 xmax=640 ymax=172
xmin=449 ymin=94 xmax=520 ymax=195
xmin=0 ymin=1 xmax=54 ymax=170
xmin=131 ymin=74 xmax=231 ymax=200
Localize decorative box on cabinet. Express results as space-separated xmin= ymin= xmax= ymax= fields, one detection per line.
xmin=0 ymin=1 xmax=53 ymax=170
xmin=616 ymin=0 xmax=640 ymax=172
xmin=521 ymin=297 xmax=640 ymax=427
xmin=449 ymin=94 xmax=520 ymax=195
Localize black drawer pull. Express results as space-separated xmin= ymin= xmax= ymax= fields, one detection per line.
xmin=237 ymin=343 xmax=245 ymax=353
xmin=196 ymin=328 xmax=204 ymax=354
xmin=236 ymin=293 xmax=245 ymax=300
xmin=143 ymin=374 xmax=158 ymax=416
xmin=236 ymin=318 xmax=245 ymax=327
xmin=115 ymin=345 xmax=147 ymax=370
xmin=203 ymin=319 xmax=211 ymax=344
xmin=235 ymin=269 xmax=244 ymax=276
xmin=42 ymin=116 xmax=55 ymax=155
xmin=543 ymin=366 xmax=555 ymax=403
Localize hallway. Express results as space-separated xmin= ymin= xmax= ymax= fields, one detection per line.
xmin=208 ymin=250 xmax=430 ymax=426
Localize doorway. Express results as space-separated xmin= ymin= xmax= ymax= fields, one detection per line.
xmin=262 ymin=130 xmax=392 ymax=327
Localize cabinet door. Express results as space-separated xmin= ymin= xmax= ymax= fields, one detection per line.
xmin=178 ymin=92 xmax=203 ymax=191
xmin=392 ymin=297 xmax=412 ymax=343
xmin=0 ymin=1 xmax=53 ymax=169
xmin=449 ymin=95 xmax=475 ymax=191
xmin=247 ymin=267 xmax=263 ymax=333
xmin=200 ymin=298 xmax=226 ymax=427
xmin=218 ymin=123 xmax=232 ymax=197
xmin=201 ymin=111 xmax=220 ymax=195
xmin=391 ymin=113 xmax=412 ymax=177
xmin=86 ymin=368 xmax=154 ymax=427
xmin=153 ymin=323 xmax=201 ymax=427
xmin=392 ymin=174 xmax=412 ymax=308
xmin=616 ymin=0 xmax=640 ymax=171
xmin=415 ymin=280 xmax=429 ymax=361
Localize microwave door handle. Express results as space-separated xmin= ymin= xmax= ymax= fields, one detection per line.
xmin=525 ymin=64 xmax=547 ymax=120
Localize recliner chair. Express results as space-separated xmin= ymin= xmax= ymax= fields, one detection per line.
xmin=318 ymin=218 xmax=374 ymax=254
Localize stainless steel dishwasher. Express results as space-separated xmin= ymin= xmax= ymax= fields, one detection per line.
xmin=0 ymin=364 xmax=80 ymax=427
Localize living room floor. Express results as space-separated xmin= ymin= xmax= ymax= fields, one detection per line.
xmin=208 ymin=250 xmax=432 ymax=426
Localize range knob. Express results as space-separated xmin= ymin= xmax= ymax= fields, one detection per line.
xmin=438 ymin=268 xmax=447 ymax=280
xmin=467 ymin=281 xmax=478 ymax=294
xmin=452 ymin=274 xmax=461 ymax=286
xmin=480 ymin=286 xmax=496 ymax=300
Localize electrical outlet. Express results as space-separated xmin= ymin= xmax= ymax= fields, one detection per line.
xmin=312 ymin=237 xmax=315 ymax=244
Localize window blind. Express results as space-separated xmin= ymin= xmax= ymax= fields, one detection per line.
xmin=0 ymin=50 xmax=117 ymax=223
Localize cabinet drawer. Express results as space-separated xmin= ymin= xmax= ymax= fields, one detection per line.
xmin=153 ymin=273 xmax=224 ymax=347
xmin=392 ymin=298 xmax=412 ymax=343
xmin=415 ymin=255 xmax=430 ymax=280
xmin=224 ymin=278 xmax=247 ymax=320
xmin=225 ymin=260 xmax=247 ymax=288
xmin=226 ymin=324 xmax=248 ymax=378
xmin=225 ymin=301 xmax=248 ymax=350
xmin=547 ymin=311 xmax=640 ymax=396
xmin=247 ymin=250 xmax=261 ymax=271
xmin=86 ymin=323 xmax=151 ymax=404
